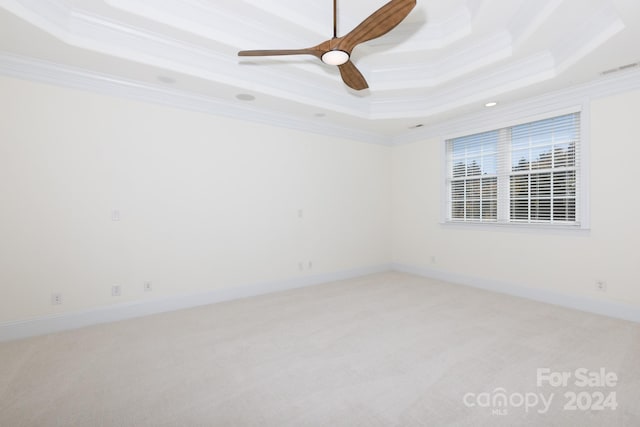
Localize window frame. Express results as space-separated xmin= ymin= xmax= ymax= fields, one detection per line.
xmin=440 ymin=106 xmax=590 ymax=230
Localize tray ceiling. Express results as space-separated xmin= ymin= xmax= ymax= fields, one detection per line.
xmin=0 ymin=0 xmax=639 ymax=143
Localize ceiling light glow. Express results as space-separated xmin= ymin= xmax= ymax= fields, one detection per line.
xmin=321 ymin=50 xmax=350 ymax=66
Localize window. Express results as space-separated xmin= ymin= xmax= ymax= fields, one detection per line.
xmin=445 ymin=112 xmax=582 ymax=226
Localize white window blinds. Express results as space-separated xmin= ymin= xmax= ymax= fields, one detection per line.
xmin=446 ymin=112 xmax=581 ymax=225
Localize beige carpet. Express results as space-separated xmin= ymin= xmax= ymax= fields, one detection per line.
xmin=1 ymin=272 xmax=639 ymax=426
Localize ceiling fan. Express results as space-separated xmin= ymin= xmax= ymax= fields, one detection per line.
xmin=238 ymin=0 xmax=417 ymax=91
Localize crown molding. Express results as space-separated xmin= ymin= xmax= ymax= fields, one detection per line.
xmin=1 ymin=0 xmax=369 ymax=118
xmin=392 ymin=67 xmax=640 ymax=145
xmin=106 ymin=0 xmax=326 ymax=50
xmin=0 ymin=53 xmax=388 ymax=145
xmin=78 ymin=10 xmax=364 ymax=116
xmin=370 ymin=0 xmax=624 ymax=111
xmin=0 ymin=0 xmax=632 ymax=140
xmin=369 ymin=31 xmax=514 ymax=90
xmin=221 ymin=0 xmax=329 ymax=41
xmin=371 ymin=52 xmax=557 ymax=118
xmin=365 ymin=7 xmax=473 ymax=51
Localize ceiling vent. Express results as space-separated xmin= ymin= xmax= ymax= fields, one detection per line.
xmin=600 ymin=62 xmax=639 ymax=76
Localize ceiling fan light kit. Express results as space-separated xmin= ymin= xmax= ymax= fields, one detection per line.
xmin=238 ymin=0 xmax=417 ymax=90
xmin=321 ymin=50 xmax=350 ymax=66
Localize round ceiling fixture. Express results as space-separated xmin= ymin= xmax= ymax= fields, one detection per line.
xmin=236 ymin=93 xmax=256 ymax=101
xmin=321 ymin=50 xmax=350 ymax=66
xmin=485 ymin=101 xmax=498 ymax=107
xmin=157 ymin=75 xmax=176 ymax=84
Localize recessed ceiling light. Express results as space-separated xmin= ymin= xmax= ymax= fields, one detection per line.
xmin=409 ymin=124 xmax=424 ymax=129
xmin=485 ymin=102 xmax=498 ymax=107
xmin=157 ymin=75 xmax=176 ymax=84
xmin=236 ymin=93 xmax=256 ymax=101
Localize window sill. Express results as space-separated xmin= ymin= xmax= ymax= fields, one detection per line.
xmin=441 ymin=220 xmax=590 ymax=234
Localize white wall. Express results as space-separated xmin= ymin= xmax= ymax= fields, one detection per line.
xmin=391 ymin=89 xmax=640 ymax=310
xmin=2 ymin=74 xmax=638 ymax=328
xmin=0 ymin=76 xmax=390 ymax=323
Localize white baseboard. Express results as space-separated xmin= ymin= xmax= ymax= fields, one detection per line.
xmin=392 ymin=263 xmax=640 ymax=323
xmin=4 ymin=263 xmax=636 ymax=342
xmin=0 ymin=264 xmax=392 ymax=342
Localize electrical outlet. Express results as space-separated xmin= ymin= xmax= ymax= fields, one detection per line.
xmin=112 ymin=285 xmax=122 ymax=296
xmin=595 ymin=280 xmax=607 ymax=292
xmin=308 ymin=261 xmax=313 ymax=270
xmin=143 ymin=281 xmax=152 ymax=292
xmin=431 ymin=256 xmax=437 ymax=264
xmin=51 ymin=293 xmax=62 ymax=305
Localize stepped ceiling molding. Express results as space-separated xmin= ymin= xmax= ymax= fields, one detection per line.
xmin=0 ymin=0 xmax=639 ymax=143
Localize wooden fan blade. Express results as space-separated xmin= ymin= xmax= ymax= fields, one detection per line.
xmin=238 ymin=49 xmax=322 ymax=58
xmin=338 ymin=0 xmax=416 ymax=53
xmin=338 ymin=60 xmax=369 ymax=90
